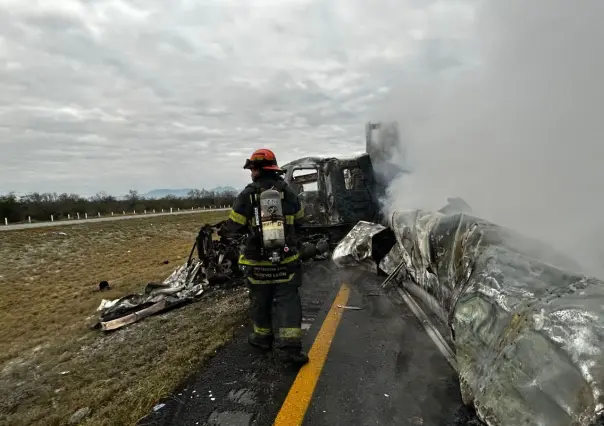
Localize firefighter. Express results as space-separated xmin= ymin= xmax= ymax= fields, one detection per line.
xmin=220 ymin=148 xmax=309 ymax=366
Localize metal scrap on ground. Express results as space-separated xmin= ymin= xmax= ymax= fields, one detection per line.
xmin=94 ymin=221 xmax=332 ymax=331
xmin=94 ymin=140 xmax=387 ymax=331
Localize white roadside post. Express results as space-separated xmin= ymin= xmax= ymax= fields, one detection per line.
xmin=50 ymin=215 xmax=54 ymax=222
xmin=111 ymin=212 xmax=114 ymax=216
xmin=77 ymin=213 xmax=80 ymax=219
xmin=28 ymin=216 xmax=31 ymax=223
xmin=85 ymin=213 xmax=88 ymax=219
xmin=4 ymin=218 xmax=7 ymax=226
xmin=98 ymin=212 xmax=101 ymax=218
xmin=67 ymin=214 xmax=71 ymax=220
xmin=133 ymin=210 xmax=136 ymax=214
xmin=170 ymin=207 xmax=173 ymax=214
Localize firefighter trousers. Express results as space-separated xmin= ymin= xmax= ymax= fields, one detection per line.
xmin=248 ymin=273 xmax=303 ymax=352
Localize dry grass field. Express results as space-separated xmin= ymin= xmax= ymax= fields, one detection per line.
xmin=0 ymin=211 xmax=250 ymax=426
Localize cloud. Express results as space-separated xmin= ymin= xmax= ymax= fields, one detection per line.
xmin=4 ymin=0 xmax=601 ymax=275
xmin=380 ymin=0 xmax=604 ymax=277
xmin=0 ymin=0 xmax=474 ymax=196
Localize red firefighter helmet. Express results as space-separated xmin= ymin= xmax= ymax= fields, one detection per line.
xmin=243 ymin=148 xmax=282 ymax=172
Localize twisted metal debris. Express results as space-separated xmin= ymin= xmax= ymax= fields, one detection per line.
xmin=334 ymin=209 xmax=604 ymax=426
xmin=95 ymin=221 xmax=244 ymax=331
xmin=94 ymin=221 xmax=332 ymax=331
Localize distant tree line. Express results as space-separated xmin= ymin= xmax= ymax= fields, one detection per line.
xmin=0 ymin=189 xmax=237 ymax=223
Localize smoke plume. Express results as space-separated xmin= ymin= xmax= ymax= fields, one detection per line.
xmin=375 ymin=0 xmax=604 ymax=278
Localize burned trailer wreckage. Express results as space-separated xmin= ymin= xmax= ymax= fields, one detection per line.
xmin=93 ymin=154 xmax=374 ymax=330
xmin=89 ymin=120 xmax=604 ymax=425
xmin=94 ymin=123 xmax=391 ymax=330
xmin=333 ymin=210 xmax=604 ymax=426
xmin=94 ymin=220 xmax=333 ymax=331
xmin=94 ymin=222 xmax=245 ymax=331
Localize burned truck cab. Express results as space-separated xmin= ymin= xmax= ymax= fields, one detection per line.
xmin=281 ymin=153 xmax=382 ymax=244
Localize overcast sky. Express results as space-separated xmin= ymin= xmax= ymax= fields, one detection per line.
xmin=0 ymin=0 xmax=475 ymax=196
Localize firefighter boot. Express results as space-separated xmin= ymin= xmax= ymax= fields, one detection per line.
xmin=272 ymin=277 xmax=307 ymax=366
xmin=248 ymin=332 xmax=272 ymax=351
xmin=274 ymin=347 xmax=309 ymax=366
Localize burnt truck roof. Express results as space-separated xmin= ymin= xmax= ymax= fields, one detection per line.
xmin=281 ymin=154 xmax=369 ymax=170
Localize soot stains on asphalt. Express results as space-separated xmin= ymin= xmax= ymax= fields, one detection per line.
xmin=138 ymin=324 xmax=300 ymax=426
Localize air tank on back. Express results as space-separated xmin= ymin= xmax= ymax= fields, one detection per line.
xmin=259 ymin=189 xmax=286 ymax=250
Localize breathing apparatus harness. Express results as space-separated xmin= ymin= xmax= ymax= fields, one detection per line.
xmin=250 ymin=183 xmax=290 ymax=265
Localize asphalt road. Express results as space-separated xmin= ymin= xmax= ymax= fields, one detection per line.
xmin=0 ymin=208 xmax=229 ymax=232
xmin=138 ymin=260 xmax=483 ymax=426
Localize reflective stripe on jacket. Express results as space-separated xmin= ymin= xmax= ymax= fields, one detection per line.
xmin=221 ymin=173 xmax=304 ymax=283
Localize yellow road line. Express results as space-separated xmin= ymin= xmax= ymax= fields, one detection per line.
xmin=273 ymin=283 xmax=351 ymax=426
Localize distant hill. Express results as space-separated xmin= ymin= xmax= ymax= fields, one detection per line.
xmin=212 ymin=186 xmax=238 ymax=194
xmin=142 ymin=187 xmax=238 ymax=199
xmin=143 ymin=189 xmax=194 ymax=198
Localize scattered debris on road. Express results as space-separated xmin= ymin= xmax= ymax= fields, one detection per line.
xmin=93 ymin=220 xmax=334 ymax=331
xmin=93 ymin=221 xmax=244 ymax=331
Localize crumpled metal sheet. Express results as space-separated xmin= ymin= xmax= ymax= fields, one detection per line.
xmin=96 ymin=261 xmax=206 ymax=330
xmin=94 ymin=222 xmax=245 ymax=330
xmin=438 ymin=197 xmax=473 ymax=215
xmin=332 ymin=221 xmax=387 ymax=272
xmin=381 ymin=209 xmax=603 ymax=426
xmin=94 ymin=220 xmax=334 ymax=331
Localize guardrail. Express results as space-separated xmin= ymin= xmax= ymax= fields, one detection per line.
xmin=3 ymin=205 xmax=231 ymax=227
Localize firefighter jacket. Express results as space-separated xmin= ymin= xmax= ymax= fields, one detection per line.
xmin=222 ymin=174 xmax=304 ymax=284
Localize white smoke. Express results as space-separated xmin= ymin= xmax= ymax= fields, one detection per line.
xmin=375 ymin=0 xmax=604 ymax=278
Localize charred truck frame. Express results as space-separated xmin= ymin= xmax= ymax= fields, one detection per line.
xmin=279 ymin=121 xmax=398 ymax=247
xmin=95 ymin=121 xmax=398 ymax=328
